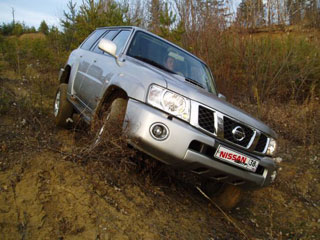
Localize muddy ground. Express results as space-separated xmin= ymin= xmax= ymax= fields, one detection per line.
xmin=0 ymin=77 xmax=319 ymax=239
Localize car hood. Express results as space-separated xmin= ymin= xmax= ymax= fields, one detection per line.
xmin=165 ymin=73 xmax=277 ymax=138
xmin=127 ymin=57 xmax=276 ymax=138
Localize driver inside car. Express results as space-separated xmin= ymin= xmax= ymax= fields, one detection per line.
xmin=164 ymin=56 xmax=175 ymax=71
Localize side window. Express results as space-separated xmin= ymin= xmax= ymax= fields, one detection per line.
xmin=112 ymin=31 xmax=131 ymax=55
xmin=93 ymin=30 xmax=119 ymax=54
xmin=80 ymin=29 xmax=106 ymax=50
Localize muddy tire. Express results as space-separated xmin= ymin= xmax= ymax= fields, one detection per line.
xmin=215 ymin=184 xmax=242 ymax=210
xmin=53 ymin=83 xmax=73 ymax=128
xmin=202 ymin=180 xmax=242 ymax=209
xmin=202 ymin=180 xmax=224 ymax=197
xmin=92 ymin=95 xmax=128 ymax=146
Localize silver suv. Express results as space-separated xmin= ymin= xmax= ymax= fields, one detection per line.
xmin=54 ymin=26 xmax=277 ymax=207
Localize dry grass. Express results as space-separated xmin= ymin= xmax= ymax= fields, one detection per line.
xmin=1 ymin=65 xmax=320 ymax=239
xmin=19 ymin=33 xmax=46 ymax=40
xmin=235 ymin=98 xmax=320 ymax=147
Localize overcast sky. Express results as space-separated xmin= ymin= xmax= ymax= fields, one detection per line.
xmin=0 ymin=0 xmax=83 ymax=28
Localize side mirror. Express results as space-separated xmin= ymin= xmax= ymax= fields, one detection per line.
xmin=218 ymin=93 xmax=226 ymax=101
xmin=98 ymin=39 xmax=117 ymax=58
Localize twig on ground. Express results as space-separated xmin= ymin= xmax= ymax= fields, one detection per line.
xmin=196 ymin=186 xmax=250 ymax=240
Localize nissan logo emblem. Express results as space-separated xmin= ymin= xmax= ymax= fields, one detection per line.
xmin=232 ymin=126 xmax=246 ymax=141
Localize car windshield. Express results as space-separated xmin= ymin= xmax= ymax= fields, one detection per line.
xmin=127 ymin=31 xmax=217 ymax=94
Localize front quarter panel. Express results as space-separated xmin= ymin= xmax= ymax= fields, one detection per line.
xmin=98 ymin=56 xmax=168 ymax=104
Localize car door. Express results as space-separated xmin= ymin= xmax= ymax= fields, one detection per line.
xmin=80 ymin=29 xmax=132 ymax=111
xmin=72 ymin=29 xmax=106 ymax=101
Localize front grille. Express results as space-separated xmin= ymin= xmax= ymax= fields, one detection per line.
xmin=255 ymin=134 xmax=268 ymax=152
xmin=198 ymin=106 xmax=215 ymax=133
xmin=223 ymin=117 xmax=254 ymax=147
xmin=196 ymin=104 xmax=262 ymax=151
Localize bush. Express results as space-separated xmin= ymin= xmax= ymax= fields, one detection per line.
xmin=1 ymin=33 xmax=68 ymax=77
xmin=186 ymin=30 xmax=320 ymax=104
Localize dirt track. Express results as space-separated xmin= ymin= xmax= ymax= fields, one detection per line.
xmin=1 ymin=149 xmax=224 ymax=239
xmin=0 ymin=127 xmax=241 ymax=240
xmin=1 ymin=77 xmax=244 ymax=239
xmin=1 ymin=77 xmax=319 ymax=239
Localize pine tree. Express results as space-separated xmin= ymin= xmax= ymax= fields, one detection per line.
xmin=39 ymin=20 xmax=49 ymax=35
xmin=159 ymin=2 xmax=176 ymax=39
xmin=148 ymin=0 xmax=162 ymax=34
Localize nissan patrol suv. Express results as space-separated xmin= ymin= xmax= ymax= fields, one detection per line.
xmin=54 ymin=26 xmax=278 ymax=208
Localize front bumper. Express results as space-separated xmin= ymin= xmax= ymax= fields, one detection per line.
xmin=125 ymin=99 xmax=276 ymax=188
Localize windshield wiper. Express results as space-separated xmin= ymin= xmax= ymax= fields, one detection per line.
xmin=185 ymin=77 xmax=205 ymax=89
xmin=132 ymin=56 xmax=176 ymax=74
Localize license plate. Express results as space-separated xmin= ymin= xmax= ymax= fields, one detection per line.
xmin=214 ymin=145 xmax=259 ymax=172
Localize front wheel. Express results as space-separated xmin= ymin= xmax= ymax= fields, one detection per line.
xmin=215 ymin=184 xmax=242 ymax=209
xmin=53 ymin=83 xmax=73 ymax=128
xmin=202 ymin=180 xmax=243 ymax=209
xmin=92 ymin=96 xmax=128 ymax=146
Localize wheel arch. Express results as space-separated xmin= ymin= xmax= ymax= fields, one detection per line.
xmin=59 ymin=65 xmax=72 ymax=84
xmin=93 ymin=85 xmax=129 ymax=122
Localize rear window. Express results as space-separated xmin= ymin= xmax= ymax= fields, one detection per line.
xmin=92 ymin=30 xmax=119 ymax=54
xmin=81 ymin=29 xmax=106 ymax=50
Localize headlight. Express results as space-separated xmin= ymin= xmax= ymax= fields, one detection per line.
xmin=147 ymin=85 xmax=190 ymax=121
xmin=266 ymin=138 xmax=277 ymax=156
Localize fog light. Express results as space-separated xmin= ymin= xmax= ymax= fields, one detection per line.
xmin=150 ymin=123 xmax=169 ymax=140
